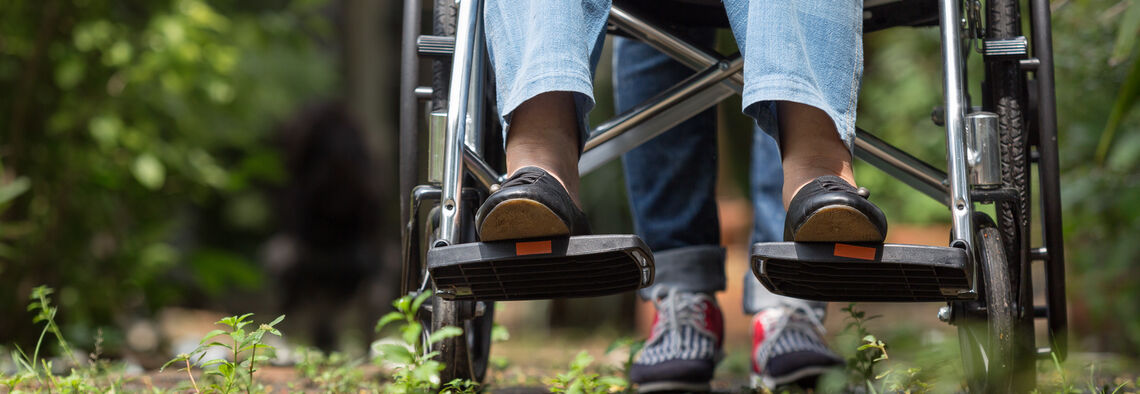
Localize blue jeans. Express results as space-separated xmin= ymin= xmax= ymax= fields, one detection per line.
xmin=615 ymin=33 xmax=825 ymax=317
xmin=484 ymin=0 xmax=860 ymax=318
xmin=485 ymin=0 xmax=863 ymax=152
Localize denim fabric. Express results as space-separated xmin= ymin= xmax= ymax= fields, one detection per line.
xmin=613 ymin=30 xmax=725 ymax=298
xmin=485 ymin=0 xmax=863 ymax=152
xmin=615 ymin=34 xmax=826 ymax=318
xmin=484 ymin=0 xmax=610 ymax=148
xmin=723 ymin=0 xmax=863 ymax=152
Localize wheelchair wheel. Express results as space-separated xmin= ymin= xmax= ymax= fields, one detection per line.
xmin=956 ymin=215 xmax=1016 ymax=393
xmin=982 ymin=0 xmax=1038 ymax=388
xmin=418 ymin=0 xmax=495 ymax=384
xmin=428 ymin=205 xmax=495 ymax=384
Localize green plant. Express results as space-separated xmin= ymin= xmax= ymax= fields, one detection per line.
xmin=292 ymin=346 xmax=379 ymax=392
xmin=17 ymin=286 xmax=80 ymax=372
xmin=840 ymin=304 xmax=887 ymax=384
xmin=546 ymin=350 xmax=628 ymax=394
xmin=3 ymin=285 xmax=131 ymax=393
xmin=161 ymin=313 xmax=284 ymax=394
xmin=7 ymin=286 xmax=84 ymax=391
xmin=441 ymin=378 xmax=480 ymax=394
xmin=371 ymin=292 xmax=475 ymax=393
xmin=605 ymin=336 xmax=645 ymax=394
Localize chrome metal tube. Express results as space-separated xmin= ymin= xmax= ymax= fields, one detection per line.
xmin=399 ymin=0 xmax=422 ymax=230
xmin=463 ymin=147 xmax=504 ymax=191
xmin=608 ymin=6 xmax=744 ymax=91
xmin=464 ymin=18 xmax=486 ymax=157
xmin=938 ymin=0 xmax=974 ymax=250
xmin=584 ymin=57 xmax=742 ymax=152
xmin=580 ymin=79 xmax=736 ymax=174
xmin=439 ymin=0 xmax=482 ymax=246
xmin=965 ymin=112 xmax=1001 ymax=188
xmin=854 ymin=129 xmax=950 ymax=205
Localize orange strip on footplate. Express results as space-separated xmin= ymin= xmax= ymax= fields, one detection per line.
xmin=833 ymin=243 xmax=876 ymax=260
xmin=516 ymin=240 xmax=552 ymax=256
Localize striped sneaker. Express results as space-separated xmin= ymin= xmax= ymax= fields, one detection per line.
xmin=630 ymin=288 xmax=724 ymax=392
xmin=750 ymin=303 xmax=844 ymax=389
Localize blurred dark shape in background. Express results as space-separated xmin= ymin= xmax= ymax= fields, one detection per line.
xmin=264 ymin=102 xmax=382 ymax=351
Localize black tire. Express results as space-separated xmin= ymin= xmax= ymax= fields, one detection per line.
xmin=956 ymin=217 xmax=1016 ymax=393
xmin=432 ymin=299 xmax=495 ymax=384
xmin=425 ymin=0 xmax=496 ymax=384
xmin=983 ymin=0 xmax=1038 ymax=389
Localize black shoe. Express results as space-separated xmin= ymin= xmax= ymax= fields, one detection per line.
xmin=475 ymin=166 xmax=589 ymax=242
xmin=784 ymin=175 xmax=887 ymax=243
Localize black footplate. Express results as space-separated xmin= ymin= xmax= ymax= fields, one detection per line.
xmin=752 ymin=242 xmax=972 ymax=302
xmin=428 ymin=235 xmax=654 ymax=301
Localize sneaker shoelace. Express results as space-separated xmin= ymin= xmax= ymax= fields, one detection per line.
xmin=648 ymin=287 xmax=716 ymax=358
xmin=754 ymin=299 xmax=828 ymax=367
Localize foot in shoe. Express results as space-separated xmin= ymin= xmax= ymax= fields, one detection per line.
xmin=630 ymin=287 xmax=723 ymax=393
xmin=475 ymin=166 xmax=590 ymax=242
xmin=784 ymin=175 xmax=887 ymax=242
xmin=751 ymin=303 xmax=843 ymax=390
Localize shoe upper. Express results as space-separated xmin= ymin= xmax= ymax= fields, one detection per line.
xmin=631 ymin=287 xmax=723 ymax=386
xmin=475 ymin=166 xmax=590 ymax=237
xmin=751 ymin=301 xmax=842 ymax=386
xmin=784 ymin=175 xmax=887 ymax=242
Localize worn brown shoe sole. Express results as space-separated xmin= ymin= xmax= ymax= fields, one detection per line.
xmin=792 ymin=205 xmax=884 ymax=243
xmin=477 ymin=198 xmax=571 ymax=242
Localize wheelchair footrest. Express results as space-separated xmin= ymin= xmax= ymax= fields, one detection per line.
xmin=751 ymin=242 xmax=972 ymax=302
xmin=428 ymin=235 xmax=654 ymax=301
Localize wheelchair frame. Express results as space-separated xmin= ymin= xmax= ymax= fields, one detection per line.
xmin=398 ymin=0 xmax=1068 ymax=387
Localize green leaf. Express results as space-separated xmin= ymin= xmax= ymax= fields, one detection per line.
xmin=267 ymin=314 xmax=285 ymax=327
xmin=394 ymin=295 xmax=412 ymax=314
xmin=200 ymin=329 xmax=228 ymax=343
xmin=1112 ymin=1 xmax=1140 ymax=65
xmin=88 ymin=115 xmax=123 ymax=148
xmin=596 ymin=375 xmax=627 ymax=389
xmin=54 ymin=57 xmax=85 ymax=90
xmin=132 ymin=153 xmax=166 ymax=190
xmin=569 ymin=351 xmax=593 ymax=371
xmin=200 ymin=358 xmax=227 ymax=366
xmin=428 ymin=326 xmax=463 ymax=344
xmin=160 ymin=357 xmax=183 ymax=372
xmin=1098 ymin=56 xmax=1140 ymax=164
xmin=491 ymin=322 xmax=510 ymax=343
xmin=202 ymin=341 xmax=232 ymax=350
xmin=411 ymin=292 xmax=432 ymax=315
xmin=0 ymin=177 xmax=30 ymax=206
xmin=375 ymin=311 xmax=404 ymax=333
xmin=218 ymin=362 xmax=234 ymax=377
xmin=375 ymin=343 xmax=414 ymax=365
xmin=402 ymin=322 xmax=422 ymax=346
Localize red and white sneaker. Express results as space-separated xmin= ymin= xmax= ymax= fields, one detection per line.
xmin=630 ymin=287 xmax=724 ymax=392
xmin=751 ymin=303 xmax=843 ymax=389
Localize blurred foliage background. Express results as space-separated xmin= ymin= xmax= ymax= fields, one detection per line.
xmin=0 ymin=0 xmax=343 ymax=351
xmin=1 ymin=0 xmax=1139 ymax=361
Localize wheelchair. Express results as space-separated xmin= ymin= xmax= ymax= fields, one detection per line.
xmin=397 ymin=0 xmax=1067 ymax=391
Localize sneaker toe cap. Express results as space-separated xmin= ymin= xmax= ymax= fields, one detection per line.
xmin=630 ymin=359 xmax=715 ymax=385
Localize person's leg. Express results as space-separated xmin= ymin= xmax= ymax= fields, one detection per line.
xmin=478 ymin=0 xmax=610 ymax=241
xmin=742 ymin=129 xmax=821 ymax=316
xmin=614 ymin=30 xmax=725 ymax=393
xmin=721 ymin=0 xmax=865 ymax=387
xmin=742 ymin=127 xmax=839 ymax=389
xmin=722 ymin=0 xmax=885 ymax=243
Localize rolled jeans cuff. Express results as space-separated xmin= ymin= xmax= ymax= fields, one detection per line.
xmin=638 ymin=245 xmax=726 ymax=300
